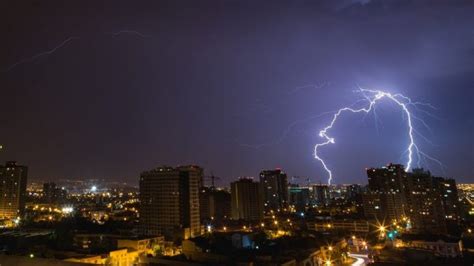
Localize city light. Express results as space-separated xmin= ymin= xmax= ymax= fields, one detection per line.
xmin=61 ymin=206 xmax=74 ymax=214
xmin=0 ymin=2 xmax=469 ymax=265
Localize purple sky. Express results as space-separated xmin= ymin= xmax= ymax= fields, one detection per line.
xmin=1 ymin=0 xmax=473 ymax=185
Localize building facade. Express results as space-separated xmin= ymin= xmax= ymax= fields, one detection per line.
xmin=199 ymin=187 xmax=231 ymax=223
xmin=362 ymin=164 xmax=409 ymax=222
xmin=288 ymin=184 xmax=310 ymax=212
xmin=0 ymin=161 xmax=28 ymax=225
xmin=139 ymin=165 xmax=201 ymax=239
xmin=230 ymin=178 xmax=263 ymax=221
xmin=362 ymin=163 xmax=459 ymax=234
xmin=312 ymin=184 xmax=331 ymax=206
xmin=259 ymin=169 xmax=288 ymax=213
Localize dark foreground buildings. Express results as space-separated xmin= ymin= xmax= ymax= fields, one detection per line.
xmin=199 ymin=186 xmax=231 ymax=223
xmin=260 ymin=169 xmax=288 ymax=213
xmin=43 ymin=182 xmax=68 ymax=204
xmin=139 ymin=165 xmax=202 ymax=240
xmin=230 ymin=178 xmax=263 ymax=221
xmin=362 ymin=163 xmax=460 ymax=234
xmin=0 ymin=161 xmax=27 ymax=226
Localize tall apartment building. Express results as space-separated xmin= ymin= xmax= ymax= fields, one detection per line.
xmin=0 ymin=161 xmax=28 ymax=225
xmin=346 ymin=184 xmax=363 ymax=201
xmin=231 ymin=178 xmax=263 ymax=221
xmin=362 ymin=191 xmax=407 ymax=221
xmin=288 ymin=184 xmax=310 ymax=212
xmin=312 ymin=184 xmax=331 ymax=206
xmin=199 ymin=187 xmax=231 ymax=223
xmin=436 ymin=177 xmax=461 ymax=221
xmin=362 ymin=163 xmax=459 ymax=234
xmin=139 ymin=165 xmax=201 ymax=240
xmin=406 ymin=169 xmax=460 ymax=234
xmin=259 ymin=169 xmax=288 ymax=213
xmin=363 ymin=164 xmax=408 ymax=222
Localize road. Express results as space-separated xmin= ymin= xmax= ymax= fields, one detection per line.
xmin=348 ymin=253 xmax=370 ymax=266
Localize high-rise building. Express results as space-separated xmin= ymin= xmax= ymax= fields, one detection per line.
xmin=346 ymin=184 xmax=363 ymax=201
xmin=231 ymin=178 xmax=263 ymax=221
xmin=436 ymin=177 xmax=461 ymax=223
xmin=363 ymin=164 xmax=458 ymax=234
xmin=259 ymin=169 xmax=288 ymax=213
xmin=367 ymin=163 xmax=407 ymax=194
xmin=0 ymin=161 xmax=28 ymax=225
xmin=139 ymin=165 xmax=201 ymax=240
xmin=312 ymin=184 xmax=331 ymax=206
xmin=199 ymin=187 xmax=231 ymax=223
xmin=405 ymin=169 xmax=446 ymax=233
xmin=405 ymin=169 xmax=460 ymax=234
xmin=363 ymin=164 xmax=408 ymax=222
xmin=362 ymin=190 xmax=406 ymax=222
xmin=288 ymin=184 xmax=310 ymax=212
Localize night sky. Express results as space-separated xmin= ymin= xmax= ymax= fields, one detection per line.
xmin=1 ymin=1 xmax=473 ymax=185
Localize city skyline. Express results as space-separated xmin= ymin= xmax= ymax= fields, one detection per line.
xmin=1 ymin=1 xmax=473 ymax=265
xmin=1 ymin=1 xmax=473 ymax=184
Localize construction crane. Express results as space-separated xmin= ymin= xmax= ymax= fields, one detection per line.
xmin=202 ymin=172 xmax=222 ymax=188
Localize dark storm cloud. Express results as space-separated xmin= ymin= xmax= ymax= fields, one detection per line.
xmin=0 ymin=0 xmax=473 ymax=184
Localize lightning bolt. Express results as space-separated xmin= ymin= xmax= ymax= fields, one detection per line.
xmin=314 ymin=88 xmax=442 ymax=185
xmin=3 ymin=37 xmax=79 ymax=72
xmin=3 ymin=30 xmax=149 ymax=72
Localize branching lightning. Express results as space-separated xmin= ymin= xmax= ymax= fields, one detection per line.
xmin=3 ymin=37 xmax=79 ymax=72
xmin=314 ymin=88 xmax=443 ymax=185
